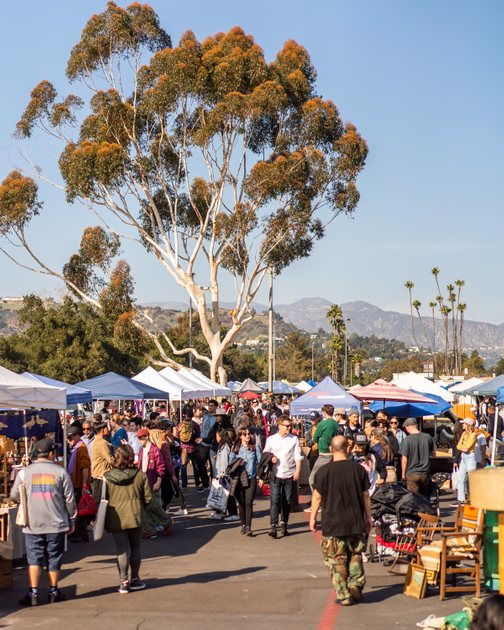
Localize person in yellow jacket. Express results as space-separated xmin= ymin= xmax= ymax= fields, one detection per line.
xmin=455 ymin=418 xmax=477 ymax=505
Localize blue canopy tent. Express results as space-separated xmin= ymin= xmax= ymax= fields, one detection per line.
xmin=463 ymin=375 xmax=504 ymax=397
xmin=75 ymin=372 xmax=171 ymax=400
xmin=227 ymin=381 xmax=243 ymax=392
xmin=258 ymin=381 xmax=301 ymax=395
xmin=289 ymin=376 xmax=361 ymax=416
xmin=22 ymin=372 xmax=92 ymax=406
xmin=490 ymin=386 xmax=504 ymax=465
xmin=369 ymin=390 xmax=451 ymax=418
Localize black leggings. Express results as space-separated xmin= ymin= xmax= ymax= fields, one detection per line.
xmin=235 ymin=478 xmax=257 ymax=528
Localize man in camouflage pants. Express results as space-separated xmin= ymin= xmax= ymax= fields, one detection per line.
xmin=310 ymin=435 xmax=371 ymax=606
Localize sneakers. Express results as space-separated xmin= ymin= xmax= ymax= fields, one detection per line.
xmin=129 ymin=578 xmax=146 ymax=591
xmin=173 ymin=508 xmax=188 ymax=516
xmin=197 ymin=485 xmax=208 ymax=493
xmin=240 ymin=524 xmax=246 ymax=535
xmin=245 ymin=527 xmax=254 ymax=537
xmin=303 ymin=506 xmax=312 ymax=513
xmin=19 ymin=591 xmax=38 ymax=606
xmin=268 ymin=525 xmax=278 ymax=539
xmin=208 ymin=512 xmax=223 ymax=520
xmin=335 ymin=597 xmax=352 ymax=606
xmin=142 ymin=532 xmax=157 ymax=539
xmin=162 ymin=524 xmax=172 ymax=537
xmin=118 ymin=581 xmax=129 ymax=594
xmin=223 ymin=514 xmax=240 ymax=522
xmin=48 ymin=589 xmax=66 ymax=603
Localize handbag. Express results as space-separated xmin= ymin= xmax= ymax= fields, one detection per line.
xmin=93 ymin=479 xmax=108 ymax=541
xmin=15 ymin=469 xmax=29 ymax=527
xmin=206 ymin=477 xmax=230 ymax=513
xmin=78 ymin=491 xmax=97 ymax=517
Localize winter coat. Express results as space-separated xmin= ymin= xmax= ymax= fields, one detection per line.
xmin=257 ymin=451 xmax=275 ymax=484
xmin=104 ymin=468 xmax=152 ymax=533
xmin=226 ymin=457 xmax=249 ymax=496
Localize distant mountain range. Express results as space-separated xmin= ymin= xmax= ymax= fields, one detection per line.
xmin=143 ymin=298 xmax=504 ymax=360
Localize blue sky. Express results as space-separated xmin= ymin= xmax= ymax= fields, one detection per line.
xmin=1 ymin=1 xmax=503 ymax=322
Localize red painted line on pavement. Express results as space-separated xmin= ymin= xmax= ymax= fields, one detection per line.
xmin=302 ymin=509 xmax=340 ymax=629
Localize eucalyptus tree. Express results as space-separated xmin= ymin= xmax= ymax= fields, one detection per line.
xmin=0 ymin=2 xmax=367 ymax=383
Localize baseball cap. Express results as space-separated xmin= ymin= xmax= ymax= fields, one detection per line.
xmin=309 ymin=411 xmax=321 ymax=420
xmin=66 ymin=426 xmax=81 ymax=437
xmin=335 ymin=407 xmax=346 ymax=416
xmin=33 ymin=438 xmax=56 ymax=456
xmin=354 ymin=432 xmax=368 ymax=445
xmin=462 ymin=417 xmax=475 ymax=426
xmin=348 ymin=407 xmax=359 ymax=416
xmin=403 ymin=417 xmax=417 ymax=428
xmin=137 ymin=428 xmax=150 ymax=438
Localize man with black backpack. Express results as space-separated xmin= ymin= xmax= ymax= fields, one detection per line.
xmin=195 ymin=400 xmax=218 ymax=491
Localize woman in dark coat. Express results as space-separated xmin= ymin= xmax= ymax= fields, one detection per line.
xmin=104 ymin=444 xmax=152 ymax=594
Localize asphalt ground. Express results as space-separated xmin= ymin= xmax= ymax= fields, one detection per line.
xmin=0 ymin=486 xmax=474 ymax=630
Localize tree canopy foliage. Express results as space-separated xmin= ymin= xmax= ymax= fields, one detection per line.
xmin=0 ymin=2 xmax=367 ymax=383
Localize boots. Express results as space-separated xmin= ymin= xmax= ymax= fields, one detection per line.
xmin=280 ymin=522 xmax=289 ymax=537
xmin=268 ymin=525 xmax=277 ymax=539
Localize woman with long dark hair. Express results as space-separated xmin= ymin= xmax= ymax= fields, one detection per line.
xmin=229 ymin=427 xmax=262 ymax=536
xmin=104 ymin=444 xmax=152 ymax=594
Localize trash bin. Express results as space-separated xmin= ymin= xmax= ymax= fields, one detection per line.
xmin=484 ymin=510 xmax=500 ymax=592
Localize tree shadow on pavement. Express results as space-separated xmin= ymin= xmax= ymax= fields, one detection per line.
xmin=73 ymin=566 xmax=267 ymax=600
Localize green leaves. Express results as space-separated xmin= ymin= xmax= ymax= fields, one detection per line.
xmin=66 ymin=1 xmax=171 ymax=81
xmin=0 ymin=171 xmax=41 ymax=234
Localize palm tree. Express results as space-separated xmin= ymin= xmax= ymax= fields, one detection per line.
xmin=440 ymin=305 xmax=451 ymax=374
xmin=326 ymin=304 xmax=346 ymax=382
xmin=455 ymin=279 xmax=465 ymax=372
xmin=458 ymin=302 xmax=467 ymax=366
xmin=447 ymin=284 xmax=457 ymax=374
xmin=429 ymin=300 xmax=437 ymax=373
xmin=405 ymin=281 xmax=420 ymax=350
xmin=412 ymin=299 xmax=433 ymax=356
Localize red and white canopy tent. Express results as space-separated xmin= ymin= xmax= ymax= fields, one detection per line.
xmin=349 ymin=379 xmax=436 ymax=404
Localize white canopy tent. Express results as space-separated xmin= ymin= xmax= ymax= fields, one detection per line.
xmin=295 ymin=380 xmax=313 ymax=393
xmin=392 ymin=371 xmax=454 ymax=403
xmin=448 ymin=377 xmax=485 ymax=395
xmin=158 ymin=366 xmax=210 ymax=398
xmin=179 ymin=368 xmax=232 ymax=397
xmin=132 ymin=367 xmax=191 ymax=401
xmin=0 ymin=365 xmax=67 ymax=410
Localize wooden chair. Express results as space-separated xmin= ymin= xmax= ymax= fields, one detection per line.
xmin=417 ymin=505 xmax=484 ymax=600
xmin=387 ymin=512 xmax=441 ymax=575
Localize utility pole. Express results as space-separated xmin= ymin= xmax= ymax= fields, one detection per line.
xmin=268 ymin=268 xmax=274 ymax=393
xmin=311 ymin=334 xmax=317 ymax=382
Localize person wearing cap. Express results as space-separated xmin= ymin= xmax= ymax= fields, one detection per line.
xmin=137 ymin=428 xmax=172 ymax=538
xmin=307 ymin=405 xmax=341 ymax=505
xmin=399 ymin=418 xmax=435 ymax=496
xmin=352 ymin=432 xmax=386 ymax=496
xmin=454 ymin=418 xmax=478 ymax=505
xmin=10 ymin=439 xmax=77 ymax=606
xmin=66 ymin=425 xmax=92 ymax=543
xmin=81 ymin=420 xmax=95 ymax=459
xmin=310 ymin=435 xmax=372 ymax=606
xmin=345 ymin=408 xmax=361 ymax=438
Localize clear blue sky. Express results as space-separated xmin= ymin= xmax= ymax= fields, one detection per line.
xmin=1 ymin=1 xmax=503 ymax=322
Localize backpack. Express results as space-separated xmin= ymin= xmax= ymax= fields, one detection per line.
xmin=178 ymin=420 xmax=194 ymax=444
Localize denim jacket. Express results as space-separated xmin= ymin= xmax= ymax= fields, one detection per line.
xmin=229 ymin=444 xmax=262 ymax=479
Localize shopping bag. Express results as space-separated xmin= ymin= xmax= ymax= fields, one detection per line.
xmin=206 ymin=477 xmax=229 ymax=512
xmin=93 ymin=480 xmax=108 ymax=541
xmin=451 ymin=469 xmax=458 ymax=490
xmin=15 ymin=470 xmax=29 ymax=528
xmin=78 ymin=492 xmax=97 ymax=517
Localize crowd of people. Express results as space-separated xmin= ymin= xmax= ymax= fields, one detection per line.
xmin=7 ymin=394 xmax=498 ymax=614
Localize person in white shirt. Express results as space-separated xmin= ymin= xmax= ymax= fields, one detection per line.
xmin=261 ymin=414 xmax=303 ymax=538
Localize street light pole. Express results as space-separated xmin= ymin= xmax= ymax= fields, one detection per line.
xmin=311 ymin=334 xmax=316 ymax=382
xmin=343 ymin=318 xmax=350 ymax=386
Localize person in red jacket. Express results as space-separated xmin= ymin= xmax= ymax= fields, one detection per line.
xmin=137 ymin=428 xmax=172 ymax=539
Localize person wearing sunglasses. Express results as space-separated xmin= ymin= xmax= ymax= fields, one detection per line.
xmin=80 ymin=421 xmax=95 ymax=459
xmin=261 ymin=414 xmax=303 ymax=538
xmin=388 ymin=417 xmax=406 ymax=448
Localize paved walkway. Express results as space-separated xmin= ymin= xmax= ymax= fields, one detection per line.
xmin=0 ymin=488 xmax=470 ymax=629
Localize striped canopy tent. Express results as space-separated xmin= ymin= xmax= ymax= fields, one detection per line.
xmin=349 ymin=379 xmax=436 ymax=404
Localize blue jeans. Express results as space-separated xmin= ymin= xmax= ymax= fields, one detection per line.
xmin=269 ymin=476 xmax=294 ymax=526
xmin=25 ymin=532 xmax=65 ymax=571
xmin=457 ymin=452 xmax=477 ymax=502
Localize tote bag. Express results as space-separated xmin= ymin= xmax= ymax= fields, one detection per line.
xmin=93 ymin=479 xmax=108 ymax=541
xmin=15 ymin=469 xmax=29 ymax=528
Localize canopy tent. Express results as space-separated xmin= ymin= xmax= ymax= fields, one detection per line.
xmin=289 ymin=376 xmax=361 ymax=416
xmin=258 ymin=380 xmax=301 ymax=395
xmin=75 ymin=372 xmax=171 ymax=400
xmin=22 ymin=372 xmax=92 ymax=405
xmin=295 ymin=380 xmax=313 ymax=393
xmin=392 ymin=371 xmax=454 ymax=403
xmin=0 ymin=365 xmax=67 ymax=410
xmin=227 ymin=381 xmax=243 ymax=392
xmin=158 ymin=366 xmax=210 ymax=398
xmin=133 ymin=367 xmax=192 ymax=401
xmin=241 ymin=390 xmax=261 ymax=400
xmin=369 ymin=391 xmax=451 ymax=418
xmin=448 ymin=377 xmax=485 ymax=394
xmin=307 ymin=379 xmax=316 ymax=387
xmin=180 ymin=368 xmax=232 ymax=397
xmin=349 ymin=380 xmax=436 ymax=404
xmin=239 ymin=378 xmax=265 ymax=394
xmin=464 ymin=375 xmax=504 ymax=397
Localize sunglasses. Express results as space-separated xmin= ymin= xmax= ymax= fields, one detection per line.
xmin=280 ymin=424 xmax=291 ymax=428
xmin=82 ymin=427 xmax=91 ymax=431
xmin=390 ymin=422 xmax=398 ymax=426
